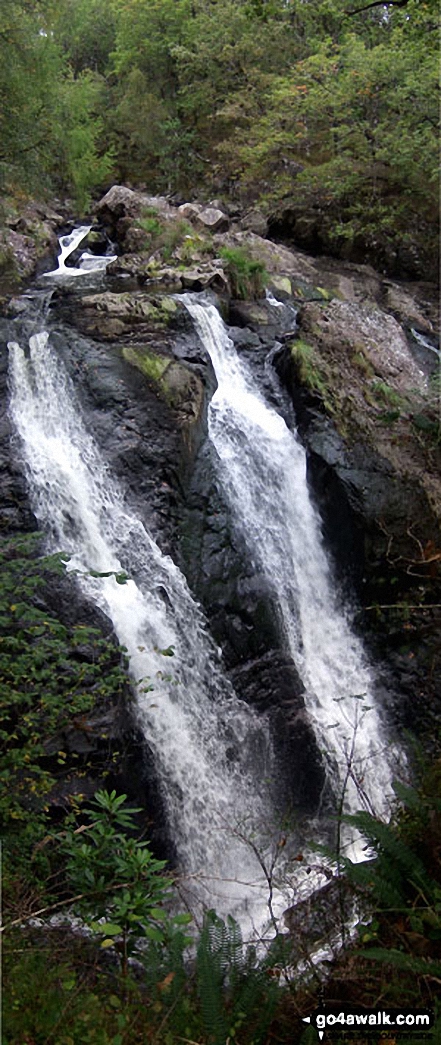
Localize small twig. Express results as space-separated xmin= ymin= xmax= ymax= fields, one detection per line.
xmin=363 ymin=603 xmax=441 ymax=612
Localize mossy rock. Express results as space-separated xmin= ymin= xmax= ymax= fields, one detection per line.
xmin=291 ymin=278 xmax=334 ymax=302
xmin=122 ymin=345 xmax=203 ymax=426
xmin=123 ymin=345 xmax=169 ymax=383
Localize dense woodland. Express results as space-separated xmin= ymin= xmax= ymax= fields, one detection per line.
xmin=0 ymin=0 xmax=439 ymax=264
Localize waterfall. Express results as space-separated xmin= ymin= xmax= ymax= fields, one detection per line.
xmin=8 ymin=322 xmax=284 ymax=931
xmin=184 ymin=298 xmax=403 ymax=855
xmin=43 ymin=225 xmax=116 ymax=277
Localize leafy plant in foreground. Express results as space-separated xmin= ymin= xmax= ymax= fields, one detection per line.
xmin=341 ymin=776 xmax=441 ymax=999
xmin=196 ymin=910 xmax=279 ymax=1045
xmin=62 ymin=789 xmax=192 ymax=976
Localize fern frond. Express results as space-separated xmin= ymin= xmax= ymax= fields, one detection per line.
xmin=197 ymin=912 xmax=229 ymax=1045
xmin=361 ymin=947 xmax=441 ymax=979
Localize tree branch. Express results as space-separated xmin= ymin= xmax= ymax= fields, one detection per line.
xmin=346 ymin=0 xmax=409 ymax=14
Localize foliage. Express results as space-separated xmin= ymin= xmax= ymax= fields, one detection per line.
xmin=52 ymin=71 xmax=115 ymax=212
xmin=1 ymin=0 xmax=438 ymax=264
xmin=136 ymin=211 xmax=193 ymax=261
xmin=61 ymin=789 xmax=192 ymax=974
xmin=0 ymin=0 xmax=115 ymax=207
xmin=342 ymin=772 xmax=441 ymax=1002
xmin=219 ymin=246 xmax=267 ymax=300
xmin=0 ymin=533 xmax=128 ymax=851
xmin=289 ymin=338 xmax=334 ymax=412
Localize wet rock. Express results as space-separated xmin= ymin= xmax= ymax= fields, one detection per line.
xmin=122 ymin=344 xmax=205 ymax=450
xmin=284 ymin=875 xmax=358 ymax=959
xmin=230 ymin=651 xmax=326 ymax=815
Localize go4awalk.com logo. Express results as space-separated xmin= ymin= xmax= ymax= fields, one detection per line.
xmin=302 ymin=1007 xmax=435 ymax=1040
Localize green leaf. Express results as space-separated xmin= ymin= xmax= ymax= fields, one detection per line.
xmin=143 ymin=925 xmax=165 ymax=942
xmin=96 ymin=922 xmax=122 ymax=936
xmin=172 ymin=913 xmax=193 ymax=925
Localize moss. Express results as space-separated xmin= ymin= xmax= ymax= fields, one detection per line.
xmin=291 ymin=279 xmax=333 ymax=303
xmin=314 ymin=285 xmax=333 ymax=301
xmin=290 ymin=338 xmax=334 ymax=413
xmin=157 ymin=296 xmax=177 ymax=317
xmin=269 ymin=275 xmax=292 ymax=297
xmin=122 ymin=346 xmax=203 ymax=429
xmin=370 ymin=379 xmax=406 ymax=409
xmin=122 ymin=345 xmax=170 ymax=382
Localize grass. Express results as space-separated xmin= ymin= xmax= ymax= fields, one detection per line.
xmin=136 ymin=209 xmax=193 ymax=262
xmin=290 ymin=338 xmax=334 ymax=413
xmin=219 ymin=245 xmax=267 ymax=300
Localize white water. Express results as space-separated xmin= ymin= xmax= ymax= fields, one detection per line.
xmin=184 ymin=299 xmax=402 ymax=857
xmin=43 ymin=225 xmax=116 ymax=278
xmin=8 ymin=326 xmax=288 ymax=929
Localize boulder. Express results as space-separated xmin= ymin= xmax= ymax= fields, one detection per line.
xmin=298 ymin=299 xmax=428 ymax=395
xmin=195 ymin=206 xmax=229 ymax=233
xmin=383 ymin=281 xmax=435 ymax=333
xmin=178 ymin=202 xmax=203 ymax=222
xmin=240 ymin=209 xmax=269 ymax=237
xmin=96 ymin=185 xmax=147 ymax=223
xmin=96 ymin=186 xmax=175 ymax=245
xmin=215 ymin=229 xmax=318 ymax=282
xmin=180 ymin=264 xmax=228 ymax=293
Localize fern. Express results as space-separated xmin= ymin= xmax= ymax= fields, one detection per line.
xmin=196 ymin=911 xmax=279 ymax=1045
xmin=197 ymin=911 xmax=229 ymax=1045
xmin=360 ymin=947 xmax=441 ymax=979
xmin=342 ymin=810 xmax=434 ymax=906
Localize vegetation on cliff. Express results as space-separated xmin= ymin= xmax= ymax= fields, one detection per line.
xmin=0 ymin=0 xmax=439 ymax=274
xmin=1 ymin=536 xmax=440 ymax=1043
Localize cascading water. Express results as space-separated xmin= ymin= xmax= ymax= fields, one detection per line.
xmin=183 ymin=297 xmax=403 ymax=860
xmin=8 ymin=323 xmax=283 ymax=929
xmin=43 ymin=225 xmax=116 ymax=277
